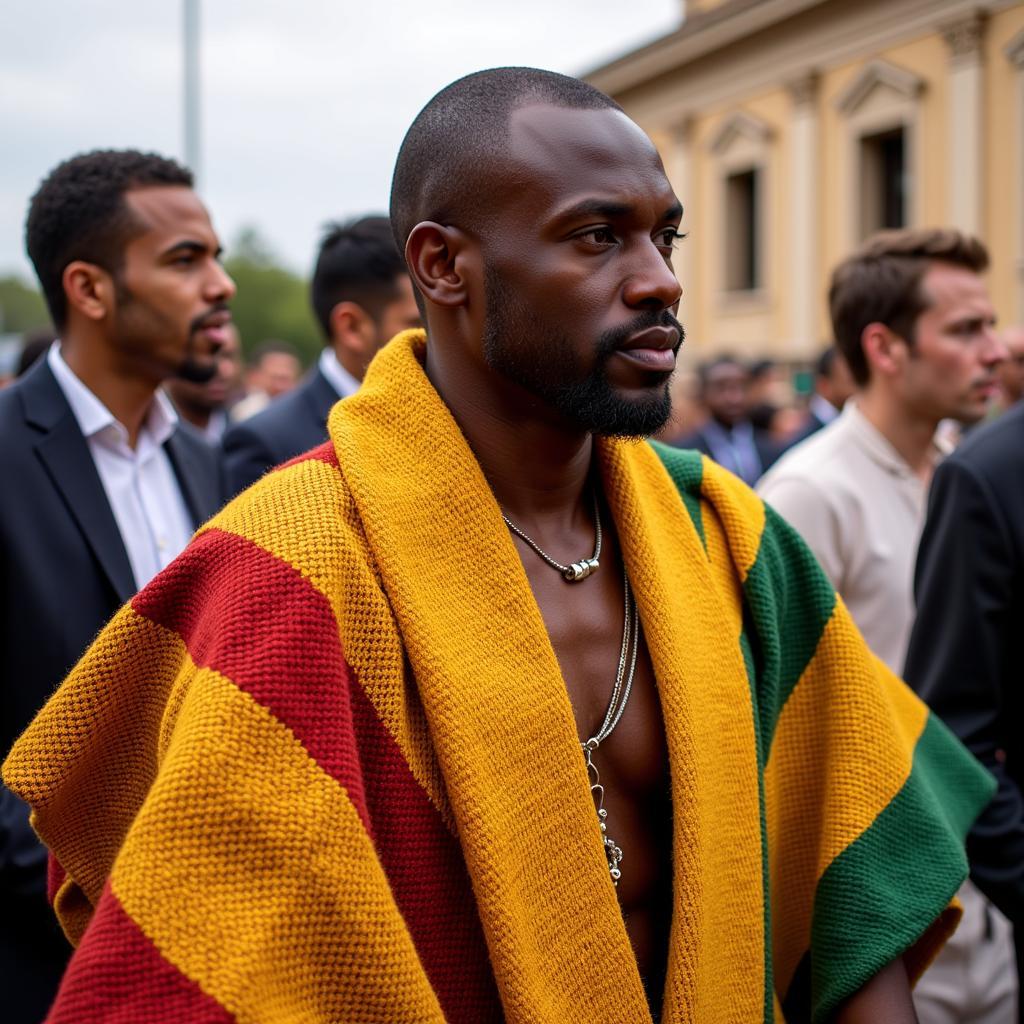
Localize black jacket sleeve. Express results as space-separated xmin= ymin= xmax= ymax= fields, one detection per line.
xmin=221 ymin=421 xmax=277 ymax=499
xmin=904 ymin=456 xmax=1024 ymax=924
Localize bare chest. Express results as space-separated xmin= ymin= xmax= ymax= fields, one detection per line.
xmin=520 ymin=549 xmax=673 ymax=987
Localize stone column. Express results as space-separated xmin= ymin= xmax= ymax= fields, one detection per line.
xmin=943 ymin=12 xmax=987 ymax=235
xmin=787 ymin=71 xmax=820 ymax=358
xmin=1008 ymin=31 xmax=1024 ymax=321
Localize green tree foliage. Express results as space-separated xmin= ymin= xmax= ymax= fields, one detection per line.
xmin=223 ymin=227 xmax=320 ymax=367
xmin=0 ymin=276 xmax=51 ymax=334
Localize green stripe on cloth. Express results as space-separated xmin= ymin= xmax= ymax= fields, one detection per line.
xmin=740 ymin=622 xmax=774 ymax=1024
xmin=648 ymin=441 xmax=705 ymax=550
xmin=796 ymin=713 xmax=996 ymax=1023
xmin=742 ymin=505 xmax=835 ymax=758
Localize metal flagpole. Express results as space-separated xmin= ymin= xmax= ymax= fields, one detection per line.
xmin=183 ymin=0 xmax=201 ymax=186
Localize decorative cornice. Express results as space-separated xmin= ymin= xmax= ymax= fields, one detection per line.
xmin=1007 ymin=29 xmax=1024 ymax=70
xmin=786 ymin=70 xmax=820 ymax=108
xmin=941 ymin=10 xmax=987 ymax=64
xmin=835 ymin=58 xmax=925 ymax=116
xmin=708 ymin=110 xmax=774 ymax=155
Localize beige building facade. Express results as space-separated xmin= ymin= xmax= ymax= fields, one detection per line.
xmin=586 ymin=0 xmax=1024 ymax=364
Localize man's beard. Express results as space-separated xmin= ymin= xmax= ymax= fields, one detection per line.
xmin=114 ymin=276 xmax=222 ymax=384
xmin=482 ymin=266 xmax=683 ymax=438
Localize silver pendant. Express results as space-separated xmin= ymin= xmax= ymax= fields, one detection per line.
xmin=564 ymin=557 xmax=599 ymax=583
xmin=583 ymin=740 xmax=623 ymax=884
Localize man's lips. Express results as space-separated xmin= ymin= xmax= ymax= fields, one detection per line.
xmin=194 ymin=310 xmax=232 ymax=346
xmin=615 ymin=325 xmax=680 ymax=372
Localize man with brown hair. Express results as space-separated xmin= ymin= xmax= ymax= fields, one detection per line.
xmin=759 ymin=227 xmax=1015 ymax=1021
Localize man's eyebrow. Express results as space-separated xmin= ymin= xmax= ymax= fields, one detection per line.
xmin=161 ymin=239 xmax=216 ymax=258
xmin=552 ymin=198 xmax=684 ymax=224
xmin=552 ymin=198 xmax=636 ymax=223
xmin=661 ymin=200 xmax=684 ymax=223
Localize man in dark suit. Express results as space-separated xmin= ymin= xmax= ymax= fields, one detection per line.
xmin=222 ymin=216 xmax=421 ymax=495
xmin=0 ymin=149 xmax=231 ymax=1023
xmin=904 ymin=400 xmax=1024 ymax=1018
xmin=673 ymin=354 xmax=781 ymax=485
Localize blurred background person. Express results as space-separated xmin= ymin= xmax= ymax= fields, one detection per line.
xmin=165 ymin=322 xmax=243 ymax=443
xmin=789 ymin=345 xmax=855 ymax=444
xmin=0 ymin=149 xmax=230 ymax=1024
xmin=993 ymin=325 xmax=1024 ymax=413
xmin=229 ymin=338 xmax=302 ymax=421
xmin=758 ymin=227 xmax=1014 ymax=1023
xmin=222 ymin=215 xmax=420 ymax=495
xmin=672 ymin=354 xmax=781 ymax=486
xmin=747 ymin=357 xmax=786 ymax=432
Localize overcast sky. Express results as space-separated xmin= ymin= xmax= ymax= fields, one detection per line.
xmin=1 ymin=1 xmax=681 ymax=282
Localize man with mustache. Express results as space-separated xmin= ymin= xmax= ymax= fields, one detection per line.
xmin=0 ymin=149 xmax=231 ymax=1023
xmin=758 ymin=228 xmax=1015 ymax=1021
xmin=3 ymin=78 xmax=995 ymax=1024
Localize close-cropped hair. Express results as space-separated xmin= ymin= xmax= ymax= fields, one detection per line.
xmin=25 ymin=149 xmax=193 ymax=329
xmin=310 ymin=216 xmax=405 ymax=341
xmin=828 ymin=227 xmax=989 ymax=387
xmin=389 ymin=67 xmax=622 ymax=255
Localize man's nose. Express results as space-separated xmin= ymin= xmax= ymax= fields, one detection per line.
xmin=622 ymin=242 xmax=683 ymax=310
xmin=206 ymin=261 xmax=236 ymax=303
xmin=981 ymin=327 xmax=1009 ymax=367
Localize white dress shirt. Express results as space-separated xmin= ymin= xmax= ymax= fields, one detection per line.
xmin=48 ymin=344 xmax=195 ymax=591
xmin=318 ymin=347 xmax=361 ymax=400
xmin=757 ymin=401 xmax=947 ymax=672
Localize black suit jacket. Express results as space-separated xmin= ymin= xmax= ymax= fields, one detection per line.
xmin=221 ymin=366 xmax=339 ymax=497
xmin=675 ymin=421 xmax=782 ymax=485
xmin=0 ymin=356 xmax=222 ymax=1022
xmin=903 ymin=401 xmax=1024 ymax=928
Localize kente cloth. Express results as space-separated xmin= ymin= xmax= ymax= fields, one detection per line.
xmin=3 ymin=329 xmax=994 ymax=1024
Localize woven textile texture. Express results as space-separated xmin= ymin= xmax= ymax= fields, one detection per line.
xmin=4 ymin=330 xmax=994 ymax=1023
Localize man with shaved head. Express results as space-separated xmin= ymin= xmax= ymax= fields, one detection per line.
xmin=5 ymin=69 xmax=993 ymax=1024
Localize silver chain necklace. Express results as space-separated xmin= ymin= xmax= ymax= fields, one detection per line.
xmin=501 ymin=493 xmax=602 ymax=582
xmin=500 ymin=497 xmax=637 ymax=884
xmin=582 ymin=566 xmax=639 ymax=886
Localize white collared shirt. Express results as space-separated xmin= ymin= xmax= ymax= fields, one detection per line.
xmin=318 ymin=347 xmax=361 ymax=400
xmin=757 ymin=401 xmax=947 ymax=673
xmin=48 ymin=343 xmax=195 ymax=591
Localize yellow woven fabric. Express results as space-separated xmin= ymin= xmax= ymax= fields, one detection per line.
xmin=3 ymin=329 xmax=991 ymax=1023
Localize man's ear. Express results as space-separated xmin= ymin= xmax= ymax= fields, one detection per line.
xmin=405 ymin=222 xmax=474 ymax=309
xmin=861 ymin=322 xmax=907 ymax=379
xmin=63 ymin=261 xmax=113 ymax=322
xmin=329 ymin=301 xmax=374 ymax=357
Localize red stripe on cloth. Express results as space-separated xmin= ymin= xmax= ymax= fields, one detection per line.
xmin=348 ymin=673 xmax=504 ymax=1023
xmin=47 ymin=853 xmax=67 ymax=906
xmin=276 ymin=440 xmax=338 ymax=472
xmin=131 ymin=528 xmax=370 ymax=830
xmin=47 ymin=886 xmax=233 ymax=1023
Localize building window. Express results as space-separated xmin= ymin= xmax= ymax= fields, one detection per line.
xmin=725 ymin=167 xmax=761 ymax=291
xmin=860 ymin=127 xmax=907 ymax=236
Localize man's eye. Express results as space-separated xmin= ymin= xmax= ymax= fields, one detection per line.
xmin=656 ymin=230 xmax=686 ymax=251
xmin=580 ymin=227 xmax=617 ymax=245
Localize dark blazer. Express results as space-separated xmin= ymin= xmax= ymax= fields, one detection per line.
xmin=904 ymin=402 xmax=1024 ymax=932
xmin=675 ymin=421 xmax=782 ymax=486
xmin=0 ymin=356 xmax=222 ymax=1023
xmin=222 ymin=366 xmax=339 ymax=497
